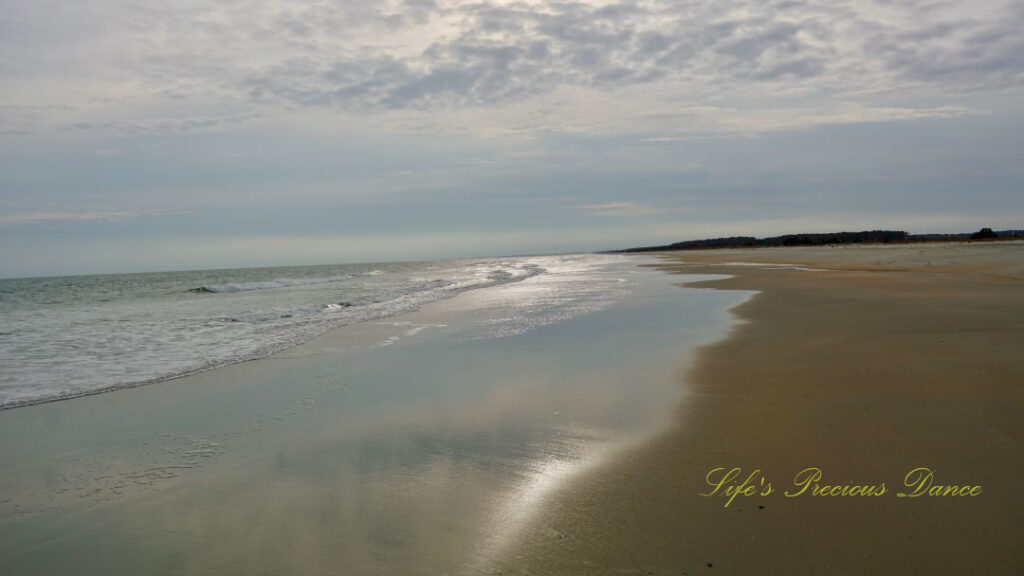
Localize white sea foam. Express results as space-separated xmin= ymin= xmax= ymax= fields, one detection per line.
xmin=0 ymin=254 xmax=627 ymax=409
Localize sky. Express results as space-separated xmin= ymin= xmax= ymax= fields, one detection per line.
xmin=1 ymin=0 xmax=1022 ymax=277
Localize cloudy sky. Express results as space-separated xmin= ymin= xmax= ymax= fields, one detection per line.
xmin=1 ymin=0 xmax=1022 ymax=276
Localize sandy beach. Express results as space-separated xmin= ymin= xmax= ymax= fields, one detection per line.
xmin=2 ymin=244 xmax=1021 ymax=575
xmin=5 ymin=0 xmax=1022 ymax=572
xmin=495 ymin=242 xmax=1024 ymax=575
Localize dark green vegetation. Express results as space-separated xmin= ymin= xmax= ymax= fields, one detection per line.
xmin=610 ymin=228 xmax=1023 ymax=253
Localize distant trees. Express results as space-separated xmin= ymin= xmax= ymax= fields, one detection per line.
xmin=607 ymin=227 xmax=1023 ymax=253
xmin=616 ymin=230 xmax=909 ymax=253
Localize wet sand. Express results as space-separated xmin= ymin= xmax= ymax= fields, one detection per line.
xmin=0 ymin=261 xmax=747 ymax=575
xmin=496 ymin=242 xmax=1024 ymax=575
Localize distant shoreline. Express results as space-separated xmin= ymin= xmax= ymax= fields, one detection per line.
xmin=607 ymin=227 xmax=1022 ymax=253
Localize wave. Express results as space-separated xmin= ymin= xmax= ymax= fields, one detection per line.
xmin=188 ymin=275 xmax=356 ymax=294
xmin=2 ymin=260 xmax=553 ymax=410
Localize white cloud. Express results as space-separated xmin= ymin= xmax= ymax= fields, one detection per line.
xmin=0 ymin=211 xmax=190 ymax=225
xmin=1 ymin=0 xmax=1020 ymax=136
xmin=61 ymin=113 xmax=259 ymax=135
xmin=579 ymin=201 xmax=664 ymax=217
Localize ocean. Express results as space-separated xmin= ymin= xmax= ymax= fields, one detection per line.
xmin=0 ymin=254 xmax=627 ymax=409
xmin=0 ymin=253 xmax=751 ymax=574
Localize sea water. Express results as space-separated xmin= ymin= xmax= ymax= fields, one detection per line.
xmin=0 ymin=254 xmax=751 ymax=575
xmin=0 ymin=254 xmax=625 ymax=408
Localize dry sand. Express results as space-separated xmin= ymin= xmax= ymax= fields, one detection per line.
xmin=495 ymin=242 xmax=1023 ymax=575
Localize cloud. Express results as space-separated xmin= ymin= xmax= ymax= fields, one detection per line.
xmin=579 ymin=201 xmax=664 ymax=218
xmin=1 ymin=0 xmax=1021 ymax=134
xmin=0 ymin=1 xmax=1020 ymax=279
xmin=231 ymin=0 xmax=1024 ymax=111
xmin=631 ymin=104 xmax=976 ymax=137
xmin=59 ymin=113 xmax=259 ymax=135
xmin=0 ymin=210 xmax=189 ymax=225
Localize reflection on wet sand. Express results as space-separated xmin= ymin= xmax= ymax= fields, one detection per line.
xmin=0 ymin=264 xmax=748 ymax=575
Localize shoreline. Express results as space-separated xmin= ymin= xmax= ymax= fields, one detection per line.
xmin=495 ymin=242 xmax=1023 ymax=574
xmin=0 ymin=258 xmax=553 ymax=412
xmin=0 ymin=256 xmax=749 ymax=575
